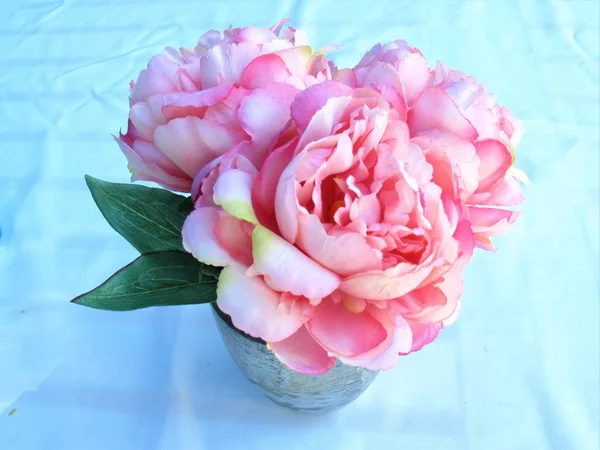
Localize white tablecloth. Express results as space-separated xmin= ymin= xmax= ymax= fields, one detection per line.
xmin=1 ymin=1 xmax=599 ymax=448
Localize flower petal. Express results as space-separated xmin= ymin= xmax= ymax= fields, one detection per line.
xmin=339 ymin=262 xmax=436 ymax=301
xmin=296 ymin=214 xmax=382 ymax=276
xmin=355 ymin=62 xmax=402 ymax=93
xmin=214 ymin=210 xmax=253 ymax=266
xmin=115 ymin=135 xmax=191 ymax=191
xmin=252 ymin=140 xmax=296 ymax=232
xmin=394 ymin=51 xmax=431 ymax=105
xmin=235 ymin=26 xmax=278 ymax=44
xmin=240 ymin=53 xmax=292 ymax=89
xmin=129 ymin=102 xmax=160 ymax=141
xmin=268 ymin=326 xmax=335 ymax=375
xmin=131 ymin=139 xmax=186 ymax=178
xmin=252 ymin=225 xmax=340 ymax=299
xmin=473 ymin=139 xmax=513 ymax=191
xmin=274 ymin=151 xmax=303 ymax=243
xmin=400 ymin=320 xmax=443 ymax=355
xmin=334 ymin=68 xmax=358 ymax=87
xmin=475 ymin=174 xmax=525 ymax=206
xmin=290 ymin=80 xmax=353 ymax=131
xmin=213 ymin=169 xmax=258 ymax=224
xmin=161 ymin=84 xmax=232 ymax=120
xmin=408 ymin=86 xmax=478 ymax=141
xmin=182 ymin=207 xmax=231 ymax=266
xmin=132 ymin=67 xmax=176 ymax=103
xmin=154 ymin=117 xmax=243 ymax=178
xmin=340 ymin=306 xmax=412 ymax=370
xmin=468 ymin=207 xmax=520 ymax=237
xmin=306 ymin=298 xmax=387 ymax=356
xmin=297 ymin=96 xmax=353 ymax=150
xmin=238 ymin=82 xmax=300 ymax=147
xmin=274 ymin=46 xmax=313 ymax=77
xmin=217 ymin=265 xmax=310 ymax=342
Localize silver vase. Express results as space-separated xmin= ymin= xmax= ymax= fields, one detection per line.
xmin=212 ymin=304 xmax=378 ymax=414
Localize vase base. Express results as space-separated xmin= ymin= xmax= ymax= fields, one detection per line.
xmin=263 ymin=391 xmax=363 ymax=415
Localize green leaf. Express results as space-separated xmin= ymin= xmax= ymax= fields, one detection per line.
xmin=201 ymin=264 xmax=222 ymax=280
xmin=72 ymin=251 xmax=218 ymax=311
xmin=85 ymin=175 xmax=193 ymax=253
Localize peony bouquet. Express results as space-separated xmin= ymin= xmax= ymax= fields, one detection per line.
xmin=74 ymin=20 xmax=526 ymax=375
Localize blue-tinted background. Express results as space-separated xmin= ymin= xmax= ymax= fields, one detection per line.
xmin=1 ymin=1 xmax=598 ymax=449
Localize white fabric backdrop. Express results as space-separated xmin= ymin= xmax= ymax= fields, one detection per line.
xmin=1 ymin=1 xmax=599 ymax=449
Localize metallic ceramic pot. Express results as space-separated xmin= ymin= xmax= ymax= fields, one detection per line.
xmin=212 ymin=304 xmax=378 ymax=414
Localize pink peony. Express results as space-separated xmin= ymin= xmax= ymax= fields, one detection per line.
xmin=336 ymin=41 xmax=525 ymax=249
xmin=116 ymin=20 xmax=332 ymax=192
xmin=183 ymin=81 xmax=476 ymax=374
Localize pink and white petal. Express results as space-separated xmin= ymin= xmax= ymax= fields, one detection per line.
xmin=191 ymin=155 xmax=222 ymax=202
xmin=378 ymin=84 xmax=408 ymax=120
xmin=129 ymin=167 xmax=190 ymax=192
xmin=395 ymin=52 xmax=432 ymax=105
xmin=268 ymin=326 xmax=335 ymax=375
xmin=474 ymin=139 xmax=513 ymax=191
xmin=349 ymin=193 xmax=382 ymax=226
xmin=453 ymin=219 xmax=476 ymax=272
xmin=355 ymin=62 xmax=402 ymax=93
xmin=340 ymin=306 xmax=412 ymax=370
xmin=132 ymin=69 xmax=176 ymax=103
xmin=297 ymin=96 xmax=353 ymax=150
xmin=216 ymin=265 xmax=310 ymax=342
xmin=334 ymin=68 xmax=358 ymax=87
xmin=270 ymin=18 xmax=290 ymax=36
xmin=468 ymin=207 xmax=520 ymax=237
xmin=252 ymin=225 xmax=340 ymax=299
xmin=339 ymin=262 xmax=436 ymax=301
xmin=442 ymin=300 xmax=462 ymax=327
xmin=213 ymin=169 xmax=258 ymax=223
xmin=115 ymin=135 xmax=191 ymax=191
xmin=274 ymin=152 xmax=304 ymax=243
xmin=190 ymin=118 xmax=247 ymax=156
xmin=130 ymin=169 xmax=191 ymax=192
xmin=508 ymin=167 xmax=530 ymax=185
xmin=240 ymin=53 xmax=292 ymax=89
xmin=400 ymin=320 xmax=443 ymax=355
xmin=203 ymin=86 xmax=250 ymax=125
xmin=182 ymin=207 xmax=231 ymax=266
xmin=176 ymin=69 xmax=199 ymax=91
xmin=470 ymin=174 xmax=524 ymax=206
xmin=290 ymin=80 xmax=353 ymax=131
xmin=162 ymin=84 xmax=232 ymax=120
xmin=200 ymin=43 xmax=235 ymax=88
xmin=153 ymin=117 xmax=212 ymax=178
xmin=318 ymin=132 xmax=355 ymax=178
xmin=197 ymin=29 xmax=223 ymax=49
xmin=308 ymin=54 xmax=332 ymax=79
xmin=296 ymin=214 xmax=382 ymax=276
xmin=307 ymin=298 xmax=387 ymax=357
xmin=238 ymin=82 xmax=300 ymax=146
xmin=235 ymin=26 xmax=278 ymax=44
xmin=131 ymin=140 xmax=187 ymax=178
xmin=407 ymin=87 xmax=478 ymax=141
xmin=294 ymin=146 xmax=333 ymax=184
xmin=405 ymin=249 xmax=469 ymax=324
xmin=155 ymin=117 xmax=243 ymax=178
xmin=214 ymin=210 xmax=253 ymax=266
xmin=419 ymin=274 xmax=464 ymax=323
xmin=252 ymin=140 xmax=296 ymax=232
xmin=273 ymin=46 xmax=313 ymax=77
xmin=129 ymin=102 xmax=159 ymax=141
xmin=475 ymin=235 xmax=496 ymax=251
